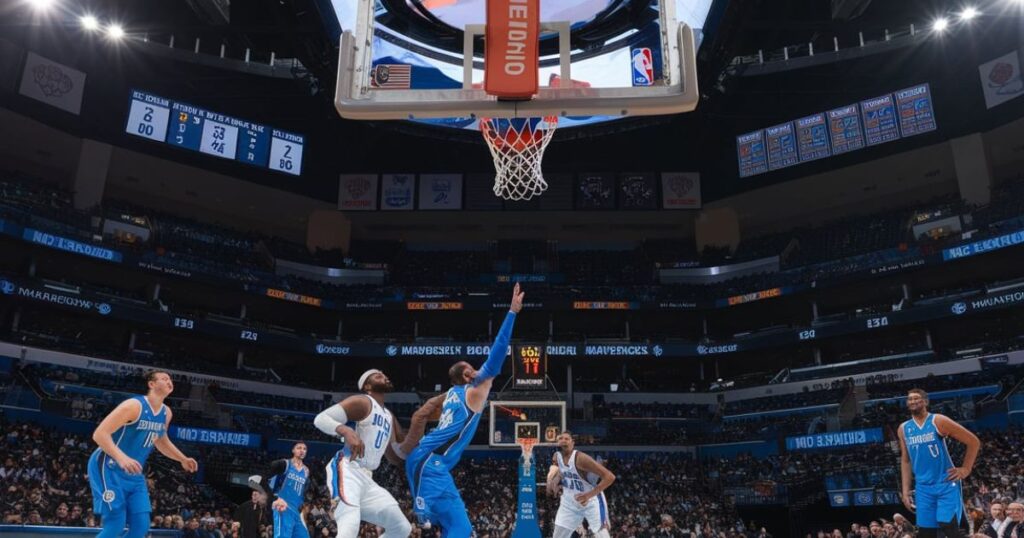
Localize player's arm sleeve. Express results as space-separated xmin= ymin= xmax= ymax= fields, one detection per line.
xmin=314 ymin=403 xmax=349 ymax=437
xmin=473 ymin=311 xmax=517 ymax=385
xmin=252 ymin=459 xmax=288 ymax=496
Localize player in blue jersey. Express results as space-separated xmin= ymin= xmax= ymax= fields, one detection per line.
xmin=898 ymin=388 xmax=981 ymax=538
xmin=400 ymin=283 xmax=525 ymax=538
xmin=88 ymin=370 xmax=198 ymax=538
xmin=250 ymin=442 xmax=311 ymax=538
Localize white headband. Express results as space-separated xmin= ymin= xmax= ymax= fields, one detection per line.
xmin=358 ymin=369 xmax=382 ymax=392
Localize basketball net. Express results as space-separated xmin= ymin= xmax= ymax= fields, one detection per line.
xmin=480 ymin=116 xmax=557 ymax=201
xmin=517 ymin=438 xmax=537 ymax=474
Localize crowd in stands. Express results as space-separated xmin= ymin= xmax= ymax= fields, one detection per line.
xmin=5 ymin=410 xmax=1024 ymax=538
xmin=4 ymin=170 xmax=1024 ymax=312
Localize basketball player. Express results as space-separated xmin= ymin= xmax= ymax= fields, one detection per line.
xmin=545 ymin=431 xmax=615 ymax=538
xmin=401 ymin=283 xmax=525 ymax=537
xmin=313 ymin=369 xmax=412 ymax=537
xmin=248 ymin=442 xmax=311 ymax=538
xmin=88 ymin=370 xmax=198 ymax=538
xmin=898 ymin=388 xmax=981 ymax=538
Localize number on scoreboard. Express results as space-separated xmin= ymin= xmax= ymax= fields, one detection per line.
xmin=513 ymin=344 xmax=546 ymax=390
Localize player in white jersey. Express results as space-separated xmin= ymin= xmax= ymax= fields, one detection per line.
xmin=546 ymin=431 xmax=615 ymax=538
xmin=314 ymin=369 xmax=412 ymax=537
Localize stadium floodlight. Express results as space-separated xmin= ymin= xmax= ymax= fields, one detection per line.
xmin=80 ymin=15 xmax=100 ymax=31
xmin=25 ymin=0 xmax=55 ymax=12
xmin=106 ymin=24 xmax=125 ymax=40
xmin=932 ymin=17 xmax=949 ymax=31
xmin=959 ymin=7 xmax=979 ymax=20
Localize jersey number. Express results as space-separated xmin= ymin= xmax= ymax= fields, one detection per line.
xmin=142 ymin=432 xmax=159 ymax=448
xmin=374 ymin=430 xmax=387 ymax=449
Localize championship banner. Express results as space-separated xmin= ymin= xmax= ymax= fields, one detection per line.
xmin=617 ymin=172 xmax=657 ymax=209
xmin=979 ymin=50 xmax=1023 ymax=109
xmin=575 ymin=173 xmax=615 ymax=209
xmin=18 ymin=52 xmax=87 ymax=115
xmin=379 ymin=174 xmax=415 ymax=210
xmin=418 ymin=174 xmax=463 ymax=210
xmin=338 ymin=174 xmax=378 ymax=211
xmin=661 ymin=172 xmax=701 ymax=209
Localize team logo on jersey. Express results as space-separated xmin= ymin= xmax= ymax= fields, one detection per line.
xmin=102 ymin=489 xmax=116 ymax=503
xmin=415 ymin=496 xmax=426 ymax=510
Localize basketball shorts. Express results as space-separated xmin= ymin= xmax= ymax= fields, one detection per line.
xmin=327 ymin=458 xmax=403 ymax=521
xmin=554 ymin=492 xmax=609 ymax=531
xmin=88 ymin=450 xmax=151 ymax=517
xmin=273 ymin=509 xmax=309 ymax=538
xmin=914 ymin=480 xmax=963 ymax=529
xmin=406 ymin=453 xmax=466 ymax=525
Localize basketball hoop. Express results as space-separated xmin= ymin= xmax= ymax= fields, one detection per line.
xmin=480 ymin=116 xmax=558 ymax=201
xmin=516 ymin=437 xmax=538 ymax=473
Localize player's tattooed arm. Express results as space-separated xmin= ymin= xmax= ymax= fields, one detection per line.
xmin=397 ymin=394 xmax=445 ymax=456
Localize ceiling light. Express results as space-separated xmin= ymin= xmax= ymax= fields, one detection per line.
xmin=106 ymin=24 xmax=125 ymax=39
xmin=80 ymin=15 xmax=99 ymax=30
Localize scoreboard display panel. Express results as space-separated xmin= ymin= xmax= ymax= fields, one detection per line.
xmin=895 ymin=83 xmax=937 ymax=137
xmin=513 ymin=344 xmax=547 ymax=390
xmin=126 ymin=90 xmax=304 ymax=176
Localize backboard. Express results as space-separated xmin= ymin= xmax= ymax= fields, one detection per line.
xmin=489 ymin=400 xmax=566 ymax=448
xmin=334 ymin=0 xmax=700 ymax=125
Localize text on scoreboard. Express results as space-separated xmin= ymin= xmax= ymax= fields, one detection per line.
xmin=125 ymin=90 xmax=304 ymax=176
xmin=737 ymin=83 xmax=936 ymax=178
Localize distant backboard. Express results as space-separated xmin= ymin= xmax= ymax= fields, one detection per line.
xmin=490 ymin=400 xmax=566 ymax=448
xmin=333 ymin=0 xmax=701 ymax=128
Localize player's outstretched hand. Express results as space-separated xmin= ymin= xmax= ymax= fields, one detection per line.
xmin=117 ymin=456 xmax=143 ymax=475
xmin=181 ymin=457 xmax=199 ymax=473
xmin=510 ymin=283 xmax=525 ymax=313
xmin=272 ymin=498 xmax=288 ymax=512
xmin=901 ymin=491 xmax=916 ymax=513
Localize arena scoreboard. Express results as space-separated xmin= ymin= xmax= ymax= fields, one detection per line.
xmin=125 ymin=90 xmax=304 ymax=176
xmin=513 ymin=344 xmax=547 ymax=390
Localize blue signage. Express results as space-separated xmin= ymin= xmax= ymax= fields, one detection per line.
xmin=511 ymin=453 xmax=542 ymax=538
xmin=796 ymin=113 xmax=831 ymax=162
xmin=895 ymin=83 xmax=937 ymax=137
xmin=828 ymin=104 xmax=865 ymax=155
xmin=785 ymin=428 xmax=883 ymax=451
xmin=942 ymin=229 xmax=1024 ymax=260
xmin=766 ymin=122 xmax=798 ymax=171
xmin=170 ymin=426 xmax=261 ymax=448
xmin=861 ymin=94 xmax=900 ymax=146
xmin=22 ymin=228 xmax=123 ymax=262
xmin=829 ymin=492 xmax=850 ymax=507
xmin=737 ymin=130 xmax=769 ymax=178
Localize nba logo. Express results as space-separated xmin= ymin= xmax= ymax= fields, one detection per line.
xmin=631 ymin=48 xmax=654 ymax=86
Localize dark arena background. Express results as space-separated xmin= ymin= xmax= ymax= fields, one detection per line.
xmin=2 ymin=0 xmax=1024 ymax=537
